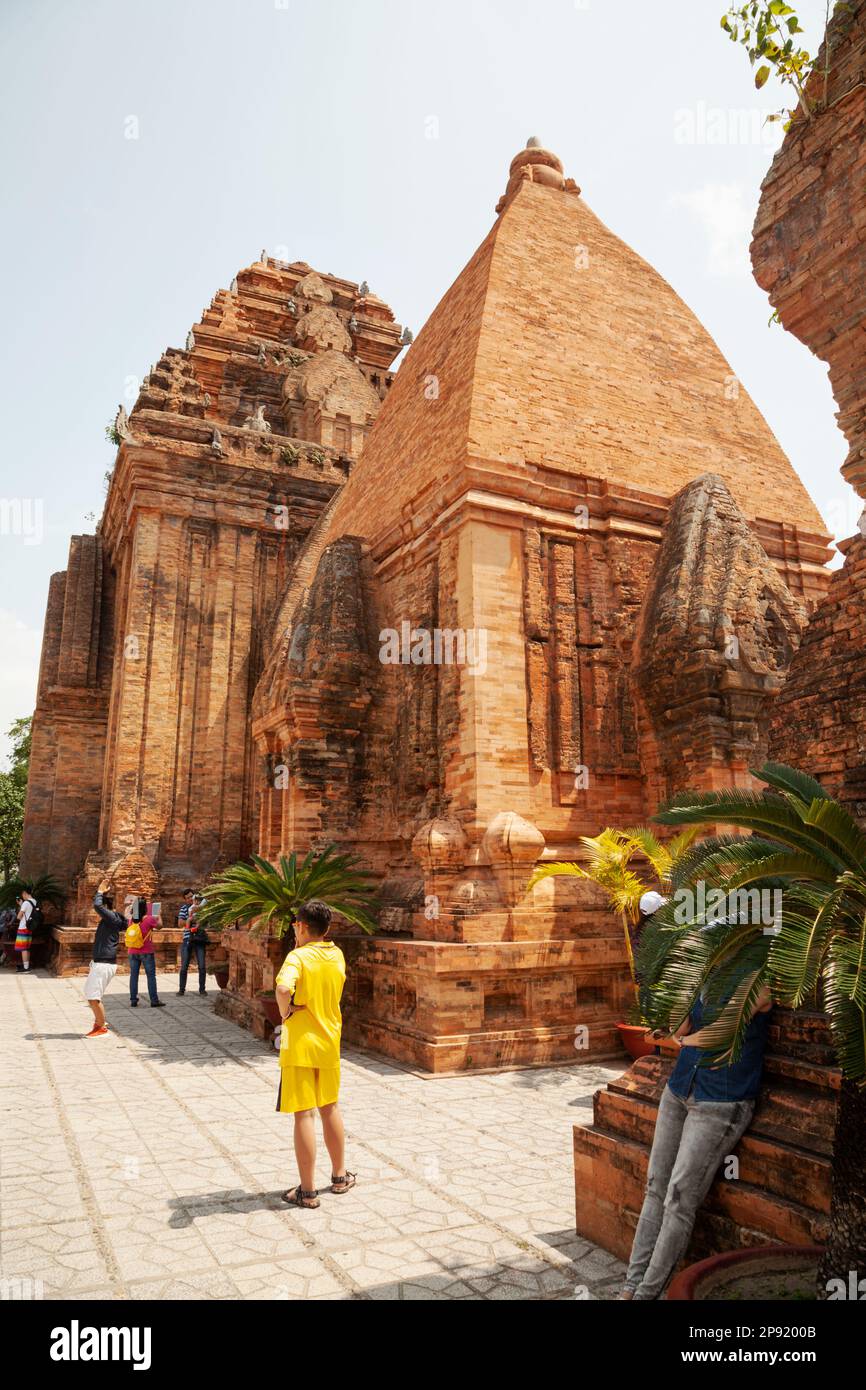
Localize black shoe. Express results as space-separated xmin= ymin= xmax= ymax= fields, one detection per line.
xmin=151 ymin=1000 xmax=166 ymax=1008
xmin=199 ymin=989 xmax=207 ymax=996
xmin=130 ymin=999 xmax=138 ymax=1007
xmin=177 ymin=989 xmax=185 ymax=996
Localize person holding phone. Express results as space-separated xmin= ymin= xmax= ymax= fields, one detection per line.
xmin=177 ymin=889 xmax=207 ymax=996
xmin=85 ymin=887 xmax=136 ymax=1036
xmin=128 ymin=902 xmax=166 ymax=1009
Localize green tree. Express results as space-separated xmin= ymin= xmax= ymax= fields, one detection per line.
xmin=528 ymin=825 xmax=698 ymax=1007
xmin=0 ymin=715 xmax=31 ymax=882
xmin=638 ymin=762 xmax=866 ymax=1293
xmin=7 ymin=716 xmax=31 ymax=787
xmin=0 ymin=777 xmax=25 ymax=883
xmin=721 ymin=2 xmax=848 ymax=126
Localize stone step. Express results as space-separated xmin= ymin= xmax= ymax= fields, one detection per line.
xmin=768 ymin=1008 xmax=833 ymax=1055
xmin=573 ymin=1122 xmax=829 ymax=1264
xmin=346 ymin=1012 xmax=624 ymax=1073
xmin=606 ymin=1047 xmax=840 ymax=1105
xmin=595 ymin=1089 xmax=832 ymax=1209
xmin=602 ymin=1067 xmax=837 ymax=1154
xmin=770 ymin=1006 xmax=829 ymax=1037
xmin=764 ymin=1051 xmax=841 ymax=1093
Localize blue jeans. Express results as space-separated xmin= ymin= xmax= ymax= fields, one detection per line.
xmin=129 ymin=953 xmax=159 ymax=1005
xmin=625 ymin=1084 xmax=755 ymax=1299
xmin=179 ymin=939 xmax=206 ymax=993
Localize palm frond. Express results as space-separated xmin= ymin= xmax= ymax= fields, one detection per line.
xmin=621 ymin=825 xmax=671 ymax=881
xmin=0 ymin=874 xmax=65 ymax=909
xmin=527 ymin=862 xmax=589 ymax=891
xmin=822 ymin=939 xmax=866 ymax=1085
xmin=198 ymin=845 xmax=378 ymax=938
xmin=685 ymin=969 xmax=769 ymax=1067
xmin=654 ymin=787 xmax=852 ymax=873
xmin=753 ymin=762 xmax=830 ymax=806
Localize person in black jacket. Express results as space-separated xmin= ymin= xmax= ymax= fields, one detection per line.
xmin=85 ymin=887 xmax=132 ymax=1037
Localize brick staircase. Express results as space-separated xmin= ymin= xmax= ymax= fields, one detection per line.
xmin=573 ymin=1009 xmax=838 ymax=1262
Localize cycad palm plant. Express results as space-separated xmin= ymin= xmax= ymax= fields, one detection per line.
xmin=637 ymin=761 xmax=866 ymax=1292
xmin=197 ymin=845 xmax=378 ymax=943
xmin=0 ymin=873 xmax=65 ymax=912
xmin=528 ymin=825 xmax=698 ymax=1000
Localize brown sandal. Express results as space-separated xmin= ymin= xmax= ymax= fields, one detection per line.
xmin=281 ymin=1186 xmax=320 ymax=1209
xmin=331 ymin=1171 xmax=356 ymax=1194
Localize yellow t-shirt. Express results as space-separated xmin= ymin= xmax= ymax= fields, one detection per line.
xmin=276 ymin=942 xmax=346 ymax=1069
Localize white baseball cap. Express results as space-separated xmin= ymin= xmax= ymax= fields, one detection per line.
xmin=639 ymin=891 xmax=668 ymax=917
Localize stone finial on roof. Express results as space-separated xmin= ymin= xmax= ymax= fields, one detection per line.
xmin=496 ymin=139 xmax=581 ymax=214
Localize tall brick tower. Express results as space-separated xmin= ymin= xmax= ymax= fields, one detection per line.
xmin=21 ymin=258 xmax=405 ymax=921
xmin=242 ymin=140 xmax=831 ymax=1070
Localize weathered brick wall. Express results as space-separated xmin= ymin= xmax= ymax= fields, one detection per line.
xmin=20 ymin=537 xmax=114 ymax=895
xmin=770 ymin=534 xmax=866 ymax=816
xmin=752 ymin=0 xmax=866 ymax=499
xmin=23 ymin=257 xmax=405 ymax=918
xmin=752 ymin=0 xmax=866 ymax=811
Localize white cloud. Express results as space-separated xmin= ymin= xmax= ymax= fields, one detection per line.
xmin=0 ymin=609 xmax=41 ymax=767
xmin=670 ymin=183 xmax=754 ymax=278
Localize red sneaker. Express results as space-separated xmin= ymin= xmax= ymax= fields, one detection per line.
xmin=85 ymin=1025 xmax=109 ymax=1038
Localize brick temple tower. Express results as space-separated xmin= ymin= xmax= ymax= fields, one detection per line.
xmin=21 ymin=258 xmax=405 ymax=923
xmin=241 ymin=141 xmax=831 ymax=1070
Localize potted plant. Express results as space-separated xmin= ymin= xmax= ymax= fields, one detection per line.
xmin=639 ymin=761 xmax=866 ymax=1298
xmin=198 ymin=846 xmax=378 ymax=1018
xmin=528 ymin=826 xmax=697 ymax=1059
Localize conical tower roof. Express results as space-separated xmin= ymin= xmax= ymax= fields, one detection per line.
xmin=293 ymin=140 xmax=826 ymax=557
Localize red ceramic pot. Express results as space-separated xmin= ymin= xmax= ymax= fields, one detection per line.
xmin=667 ymin=1244 xmax=824 ymax=1301
xmin=617 ymin=1022 xmax=656 ymax=1059
xmin=257 ymin=992 xmax=282 ymax=1029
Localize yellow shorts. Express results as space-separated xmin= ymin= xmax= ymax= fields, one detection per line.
xmin=276 ymin=1064 xmax=340 ymax=1114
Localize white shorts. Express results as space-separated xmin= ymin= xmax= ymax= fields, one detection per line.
xmin=84 ymin=961 xmax=117 ymax=1001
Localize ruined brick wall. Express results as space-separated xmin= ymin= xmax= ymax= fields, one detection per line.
xmin=770 ymin=534 xmax=866 ymax=817
xmin=752 ymin=0 xmax=866 ymax=499
xmin=752 ymin=0 xmax=866 ymax=812
xmin=20 ymin=536 xmax=114 ymax=894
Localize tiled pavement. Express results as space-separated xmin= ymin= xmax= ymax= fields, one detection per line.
xmin=0 ymin=967 xmax=626 ymax=1301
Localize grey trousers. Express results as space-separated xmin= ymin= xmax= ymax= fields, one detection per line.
xmin=625 ymin=1084 xmax=755 ymax=1300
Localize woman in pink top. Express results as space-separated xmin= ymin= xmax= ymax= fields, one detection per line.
xmin=128 ymin=907 xmax=165 ymax=1009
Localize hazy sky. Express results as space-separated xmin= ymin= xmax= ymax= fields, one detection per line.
xmin=0 ymin=0 xmax=855 ymax=758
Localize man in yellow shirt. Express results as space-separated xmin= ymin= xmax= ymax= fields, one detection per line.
xmin=275 ymin=899 xmax=355 ymax=1209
